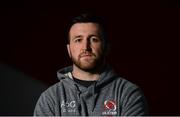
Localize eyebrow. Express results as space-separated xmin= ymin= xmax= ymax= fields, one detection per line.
xmin=72 ymin=34 xmax=100 ymax=41
xmin=73 ymin=35 xmax=83 ymax=39
xmin=89 ymin=35 xmax=99 ymax=37
xmin=70 ymin=35 xmax=82 ymax=41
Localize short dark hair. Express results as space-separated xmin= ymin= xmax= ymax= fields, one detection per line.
xmin=66 ymin=13 xmax=109 ymax=51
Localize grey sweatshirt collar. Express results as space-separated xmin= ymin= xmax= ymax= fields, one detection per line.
xmin=56 ymin=65 xmax=119 ymax=92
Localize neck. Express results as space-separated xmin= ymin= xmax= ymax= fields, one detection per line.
xmin=72 ymin=64 xmax=105 ymax=81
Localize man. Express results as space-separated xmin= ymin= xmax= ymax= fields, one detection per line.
xmin=34 ymin=13 xmax=148 ymax=116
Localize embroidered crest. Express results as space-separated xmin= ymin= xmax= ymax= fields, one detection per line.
xmin=102 ymin=100 xmax=117 ymax=116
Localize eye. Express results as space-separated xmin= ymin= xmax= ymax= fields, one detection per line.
xmin=91 ymin=37 xmax=100 ymax=43
xmin=74 ymin=38 xmax=82 ymax=43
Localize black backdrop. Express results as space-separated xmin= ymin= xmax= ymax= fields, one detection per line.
xmin=1 ymin=0 xmax=180 ymax=115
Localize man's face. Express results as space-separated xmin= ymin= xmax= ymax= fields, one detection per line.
xmin=67 ymin=23 xmax=105 ymax=71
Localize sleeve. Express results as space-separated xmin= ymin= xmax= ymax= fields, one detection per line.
xmin=33 ymin=91 xmax=55 ymax=116
xmin=121 ymin=84 xmax=149 ymax=116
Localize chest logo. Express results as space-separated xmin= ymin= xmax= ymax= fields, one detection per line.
xmin=61 ymin=100 xmax=76 ymax=113
xmin=102 ymin=100 xmax=117 ymax=115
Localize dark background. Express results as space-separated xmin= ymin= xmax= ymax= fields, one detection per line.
xmin=0 ymin=0 xmax=180 ymax=115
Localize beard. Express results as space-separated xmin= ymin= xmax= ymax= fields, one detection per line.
xmin=70 ymin=51 xmax=104 ymax=72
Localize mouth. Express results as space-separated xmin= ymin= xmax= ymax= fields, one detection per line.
xmin=80 ymin=53 xmax=95 ymax=58
xmin=81 ymin=54 xmax=93 ymax=58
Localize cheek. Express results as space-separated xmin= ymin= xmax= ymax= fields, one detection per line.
xmin=93 ymin=44 xmax=103 ymax=54
xmin=70 ymin=46 xmax=80 ymax=57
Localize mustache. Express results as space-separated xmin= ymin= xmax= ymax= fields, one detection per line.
xmin=79 ymin=51 xmax=96 ymax=58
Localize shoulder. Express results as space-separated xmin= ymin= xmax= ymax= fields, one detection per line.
xmin=34 ymin=81 xmax=63 ymax=110
xmin=115 ymin=77 xmax=145 ymax=99
xmin=114 ymin=77 xmax=148 ymax=115
xmin=41 ymin=81 xmax=62 ymax=98
xmin=33 ymin=82 xmax=62 ymax=116
xmin=115 ymin=76 xmax=140 ymax=90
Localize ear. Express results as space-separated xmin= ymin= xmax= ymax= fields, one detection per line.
xmin=105 ymin=43 xmax=110 ymax=56
xmin=67 ymin=44 xmax=71 ymax=58
xmin=103 ymin=42 xmax=110 ymax=57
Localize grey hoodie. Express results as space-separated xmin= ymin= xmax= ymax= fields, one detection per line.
xmin=34 ymin=65 xmax=148 ymax=116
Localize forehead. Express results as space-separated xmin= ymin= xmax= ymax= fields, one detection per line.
xmin=69 ymin=23 xmax=101 ymax=36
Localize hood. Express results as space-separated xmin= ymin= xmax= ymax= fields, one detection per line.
xmin=57 ymin=65 xmax=119 ymax=90
xmin=57 ymin=66 xmax=73 ymax=80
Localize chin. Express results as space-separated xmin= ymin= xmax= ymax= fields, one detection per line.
xmin=79 ymin=64 xmax=96 ymax=70
xmin=78 ymin=61 xmax=103 ymax=72
xmin=72 ymin=56 xmax=104 ymax=71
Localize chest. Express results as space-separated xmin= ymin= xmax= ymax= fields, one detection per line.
xmin=58 ymin=85 xmax=123 ymax=116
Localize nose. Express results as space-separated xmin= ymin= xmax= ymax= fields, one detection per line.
xmin=82 ymin=39 xmax=92 ymax=52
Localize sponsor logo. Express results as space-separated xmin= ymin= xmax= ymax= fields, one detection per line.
xmin=102 ymin=100 xmax=117 ymax=116
xmin=61 ymin=100 xmax=76 ymax=113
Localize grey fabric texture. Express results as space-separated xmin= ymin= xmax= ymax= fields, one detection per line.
xmin=34 ymin=65 xmax=148 ymax=116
